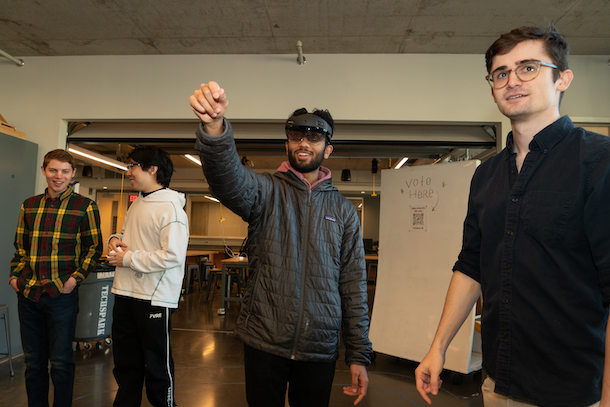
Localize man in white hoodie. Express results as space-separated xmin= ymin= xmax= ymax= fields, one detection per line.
xmin=107 ymin=146 xmax=189 ymax=407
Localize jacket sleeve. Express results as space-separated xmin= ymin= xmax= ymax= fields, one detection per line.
xmin=123 ymin=203 xmax=189 ymax=273
xmin=194 ymin=119 xmax=269 ymax=223
xmin=339 ymin=204 xmax=373 ymax=366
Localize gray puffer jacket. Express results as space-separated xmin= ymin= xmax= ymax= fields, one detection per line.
xmin=195 ymin=120 xmax=372 ymax=366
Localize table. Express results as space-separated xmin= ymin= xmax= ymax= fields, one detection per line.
xmin=365 ymin=254 xmax=378 ymax=283
xmin=186 ymin=250 xmax=218 ymax=259
xmin=218 ymin=257 xmax=249 ymax=315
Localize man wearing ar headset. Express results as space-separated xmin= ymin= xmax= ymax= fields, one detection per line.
xmin=190 ymin=81 xmax=373 ymax=407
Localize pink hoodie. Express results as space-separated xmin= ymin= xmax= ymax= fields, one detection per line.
xmin=277 ymin=161 xmax=332 ymax=190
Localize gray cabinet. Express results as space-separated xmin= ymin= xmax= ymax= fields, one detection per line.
xmin=0 ymin=132 xmax=38 ymax=358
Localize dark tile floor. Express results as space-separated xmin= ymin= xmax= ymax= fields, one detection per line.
xmin=0 ymin=285 xmax=483 ymax=406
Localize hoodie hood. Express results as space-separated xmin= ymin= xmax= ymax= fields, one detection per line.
xmin=137 ymin=188 xmax=186 ymax=207
xmin=277 ymin=161 xmax=332 ymax=190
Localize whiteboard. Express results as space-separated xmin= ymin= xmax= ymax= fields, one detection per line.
xmin=369 ymin=160 xmax=481 ymax=374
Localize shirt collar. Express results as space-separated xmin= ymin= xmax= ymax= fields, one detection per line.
xmin=505 ymin=116 xmax=575 ymax=155
xmin=44 ymin=186 xmax=74 ymax=201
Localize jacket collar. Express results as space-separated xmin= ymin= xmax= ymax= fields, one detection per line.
xmin=277 ymin=161 xmax=332 ymax=190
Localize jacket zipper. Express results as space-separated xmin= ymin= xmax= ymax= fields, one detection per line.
xmin=290 ymin=189 xmax=312 ymax=359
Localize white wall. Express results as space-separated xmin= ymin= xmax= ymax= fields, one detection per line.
xmin=1 ymin=53 xmax=609 ymax=192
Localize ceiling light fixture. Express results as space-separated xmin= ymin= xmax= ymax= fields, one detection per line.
xmin=185 ymin=154 xmax=202 ymax=166
xmin=394 ymin=157 xmax=409 ymax=169
xmin=68 ymin=144 xmax=128 ymax=171
xmin=341 ymin=169 xmax=351 ymax=181
xmin=296 ymin=40 xmax=306 ymax=65
xmin=204 ymin=195 xmax=220 ymax=203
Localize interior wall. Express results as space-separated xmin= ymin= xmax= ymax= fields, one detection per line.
xmin=97 ymin=193 xmax=128 ymax=256
xmin=0 ymin=53 xmax=608 ymax=194
xmin=363 ymin=196 xmax=381 ymax=243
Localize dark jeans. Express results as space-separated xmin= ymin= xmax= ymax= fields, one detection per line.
xmin=243 ymin=344 xmax=337 ymax=407
xmin=17 ymin=290 xmax=79 ymax=407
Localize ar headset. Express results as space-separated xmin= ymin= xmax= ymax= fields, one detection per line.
xmin=285 ymin=113 xmax=333 ymax=144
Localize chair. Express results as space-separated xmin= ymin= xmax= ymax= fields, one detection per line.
xmin=205 ymin=268 xmax=241 ymax=304
xmin=0 ymin=304 xmax=15 ymax=377
xmin=198 ymin=260 xmax=215 ymax=289
xmin=205 ymin=268 xmax=222 ymax=303
xmin=184 ymin=263 xmax=202 ymax=294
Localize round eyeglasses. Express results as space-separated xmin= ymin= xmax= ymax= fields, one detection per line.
xmin=486 ymin=60 xmax=558 ymax=89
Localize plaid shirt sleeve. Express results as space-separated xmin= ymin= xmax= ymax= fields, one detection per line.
xmin=73 ymin=200 xmax=102 ymax=281
xmin=10 ymin=203 xmax=29 ymax=280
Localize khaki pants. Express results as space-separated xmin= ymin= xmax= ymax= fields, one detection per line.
xmin=482 ymin=377 xmax=600 ymax=407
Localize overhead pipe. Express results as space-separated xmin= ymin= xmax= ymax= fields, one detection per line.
xmin=296 ymin=41 xmax=306 ymax=65
xmin=0 ymin=48 xmax=24 ymax=67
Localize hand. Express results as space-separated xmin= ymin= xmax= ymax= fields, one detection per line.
xmin=62 ymin=276 xmax=78 ymax=294
xmin=9 ymin=278 xmax=19 ymax=293
xmin=107 ymin=246 xmax=126 ymax=267
xmin=342 ymin=364 xmax=369 ymax=405
xmin=189 ymin=81 xmax=229 ymax=135
xmin=414 ymin=351 xmax=445 ymax=405
xmin=108 ymin=237 xmax=127 ymax=253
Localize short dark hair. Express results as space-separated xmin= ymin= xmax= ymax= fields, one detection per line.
xmin=43 ymin=149 xmax=75 ymax=169
xmin=128 ymin=146 xmax=174 ymax=187
xmin=287 ymin=107 xmax=335 ymax=146
xmin=485 ymin=24 xmax=570 ymax=82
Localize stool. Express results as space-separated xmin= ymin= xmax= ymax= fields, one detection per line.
xmin=0 ymin=304 xmax=15 ymax=377
xmin=205 ymin=268 xmax=242 ymax=304
xmin=205 ymin=268 xmax=222 ymax=303
xmin=226 ymin=267 xmax=243 ymax=296
xmin=199 ymin=261 xmax=215 ymax=289
xmin=185 ymin=264 xmax=202 ymax=294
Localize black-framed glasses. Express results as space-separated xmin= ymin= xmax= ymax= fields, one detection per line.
xmin=486 ymin=60 xmax=558 ymax=89
xmin=286 ymin=130 xmax=327 ymax=145
xmin=126 ymin=163 xmax=141 ymax=171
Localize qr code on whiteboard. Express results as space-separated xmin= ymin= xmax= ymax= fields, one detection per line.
xmin=413 ymin=213 xmax=424 ymax=226
xmin=409 ymin=205 xmax=427 ymax=231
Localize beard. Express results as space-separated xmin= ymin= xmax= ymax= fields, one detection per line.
xmin=288 ymin=147 xmax=326 ymax=174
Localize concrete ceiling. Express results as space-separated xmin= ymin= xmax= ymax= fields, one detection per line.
xmin=1 ymin=0 xmax=609 ymax=57
xmin=3 ymin=0 xmax=607 ymax=191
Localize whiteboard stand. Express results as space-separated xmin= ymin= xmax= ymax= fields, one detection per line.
xmin=369 ymin=160 xmax=481 ymax=375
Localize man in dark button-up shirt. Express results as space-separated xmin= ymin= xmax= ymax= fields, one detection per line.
xmin=415 ymin=25 xmax=610 ymax=407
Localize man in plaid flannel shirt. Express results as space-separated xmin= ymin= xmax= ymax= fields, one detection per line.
xmin=10 ymin=149 xmax=102 ymax=407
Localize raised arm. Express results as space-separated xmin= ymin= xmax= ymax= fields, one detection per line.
xmin=189 ymin=81 xmax=229 ymax=136
xmin=414 ymin=270 xmax=481 ymax=405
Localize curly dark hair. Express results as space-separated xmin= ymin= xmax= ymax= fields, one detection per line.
xmin=288 ymin=107 xmax=334 ymax=146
